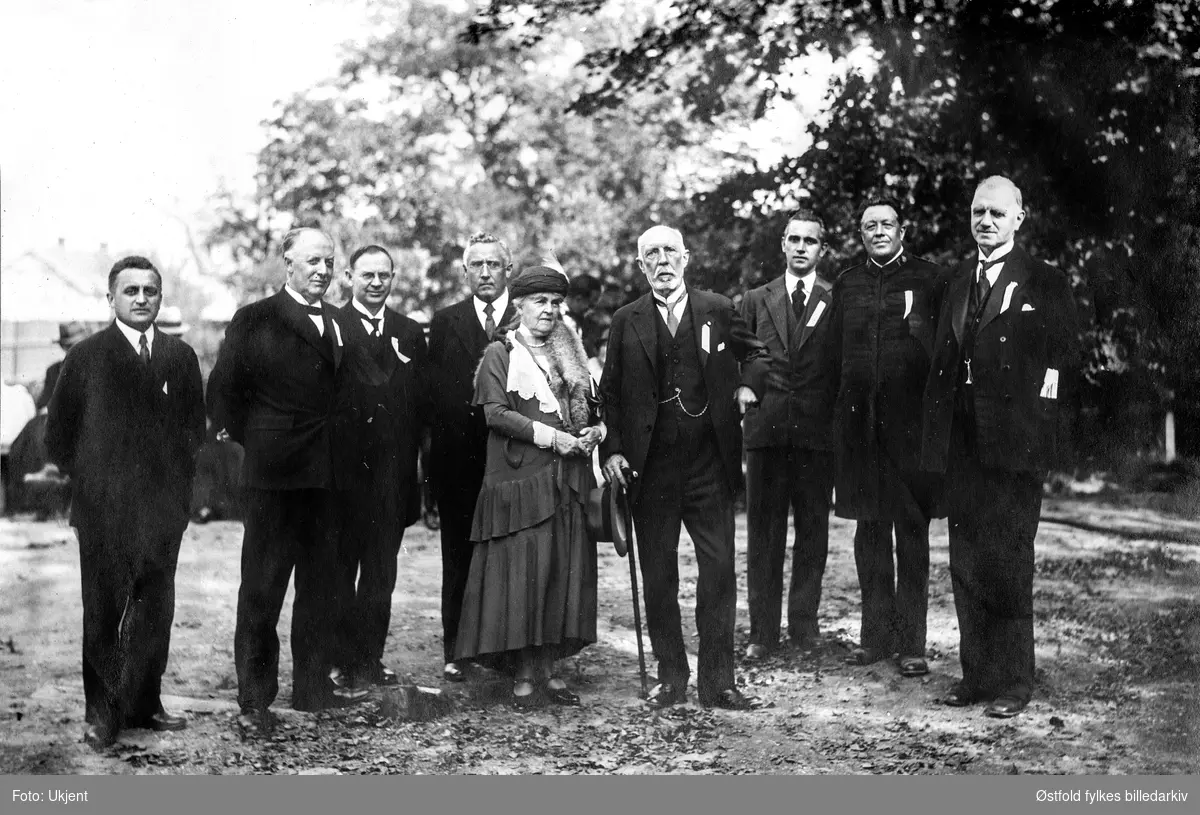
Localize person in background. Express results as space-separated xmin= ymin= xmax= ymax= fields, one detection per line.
xmin=426 ymin=232 xmax=516 ymax=683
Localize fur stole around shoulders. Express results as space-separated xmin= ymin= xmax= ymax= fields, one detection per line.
xmin=479 ymin=322 xmax=595 ymax=433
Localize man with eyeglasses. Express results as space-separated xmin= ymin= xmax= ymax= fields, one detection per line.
xmin=209 ymin=227 xmax=364 ymax=737
xmin=328 ymin=245 xmax=428 ymax=691
xmin=426 ymin=232 xmax=515 ymax=683
xmin=832 ymin=198 xmax=948 ymax=681
xmin=601 ymin=225 xmax=768 ymax=710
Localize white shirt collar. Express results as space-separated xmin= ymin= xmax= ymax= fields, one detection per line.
xmin=283 ymin=284 xmax=319 ymax=307
xmin=978 ymin=238 xmax=1015 ymax=264
xmin=653 ymin=285 xmax=688 ymax=308
xmin=784 ymin=270 xmax=817 ymax=298
xmin=114 ymin=318 xmax=155 ymax=355
xmin=352 ymin=298 xmax=385 ymax=321
xmin=474 ymin=290 xmax=509 ymax=327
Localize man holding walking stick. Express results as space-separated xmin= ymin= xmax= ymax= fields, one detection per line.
xmin=599 ymin=225 xmax=769 ymax=710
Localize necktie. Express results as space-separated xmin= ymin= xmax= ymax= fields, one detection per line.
xmin=483 ymin=303 xmax=496 ymax=340
xmin=138 ymin=333 xmax=150 ymax=366
xmin=976 ymin=256 xmax=1004 ymax=307
xmin=368 ymin=317 xmax=381 ymax=337
xmin=792 ymin=281 xmax=807 ymax=322
xmin=656 ymin=298 xmax=679 ymax=336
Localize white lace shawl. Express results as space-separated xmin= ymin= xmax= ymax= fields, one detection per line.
xmin=506 ymin=326 xmax=562 ymax=420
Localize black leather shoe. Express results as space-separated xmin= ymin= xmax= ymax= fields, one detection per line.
xmin=360 ymin=664 xmax=400 ymax=686
xmin=83 ymin=722 xmax=117 ymax=749
xmin=646 ymin=682 xmax=687 ymax=709
xmin=942 ymin=682 xmax=981 ymax=707
xmin=130 ymin=709 xmax=187 ymax=732
xmin=443 ymin=662 xmax=466 ymax=683
xmin=984 ymin=694 xmax=1028 ymax=718
xmin=702 ymin=688 xmax=757 ymax=711
xmin=897 ymin=655 xmax=930 ymax=677
xmin=844 ymin=646 xmax=886 ymax=666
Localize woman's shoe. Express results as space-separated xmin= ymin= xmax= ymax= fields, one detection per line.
xmin=512 ymin=680 xmax=546 ymax=709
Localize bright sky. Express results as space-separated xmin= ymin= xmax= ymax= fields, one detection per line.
xmin=0 ymin=0 xmax=370 ymax=265
xmin=0 ymin=0 xmax=858 ymax=270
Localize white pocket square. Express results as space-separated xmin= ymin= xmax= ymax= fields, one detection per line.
xmin=1040 ymin=368 xmax=1059 ymax=399
xmin=1021 ymin=303 xmax=1035 ymax=312
xmin=717 ymin=342 xmax=726 ymax=352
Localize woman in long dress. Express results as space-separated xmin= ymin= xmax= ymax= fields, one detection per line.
xmin=454 ymin=265 xmax=604 ymax=707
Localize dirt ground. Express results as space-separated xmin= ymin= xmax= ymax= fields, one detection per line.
xmin=1 ymin=494 xmax=1197 ymax=776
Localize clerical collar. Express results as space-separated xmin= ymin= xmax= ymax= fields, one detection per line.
xmin=870 ymin=247 xmax=905 ymax=268
xmin=351 ymin=299 xmax=385 ymax=320
xmin=978 ymin=238 xmax=1015 ymax=264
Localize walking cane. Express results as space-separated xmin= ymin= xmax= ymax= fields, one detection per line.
xmin=619 ymin=470 xmax=650 ymax=699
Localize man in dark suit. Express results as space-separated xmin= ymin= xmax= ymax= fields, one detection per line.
xmin=739 ymin=210 xmax=840 ymax=661
xmin=209 ymin=227 xmax=365 ymax=735
xmin=46 ymin=255 xmax=205 ymax=749
xmin=330 ymin=245 xmax=428 ymax=690
xmin=601 ymin=225 xmax=769 ymax=710
xmin=426 ymin=232 xmax=514 ymax=682
xmin=833 ymin=200 xmax=948 ymax=677
xmin=922 ymin=176 xmax=1080 ymax=718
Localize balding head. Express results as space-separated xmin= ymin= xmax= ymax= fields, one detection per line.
xmin=970 ymin=175 xmax=1026 ymax=253
xmin=637 ymin=225 xmax=689 ymax=297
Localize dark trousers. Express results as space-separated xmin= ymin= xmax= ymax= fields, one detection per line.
xmin=946 ymin=441 xmax=1042 ymax=703
xmin=78 ymin=524 xmax=183 ymax=728
xmin=333 ymin=487 xmax=406 ymax=678
xmin=437 ymin=487 xmax=479 ymax=664
xmin=633 ymin=419 xmax=736 ymax=703
xmin=745 ymin=446 xmax=832 ymax=648
xmin=852 ymin=454 xmax=931 ymax=656
xmin=235 ymin=488 xmax=337 ymax=712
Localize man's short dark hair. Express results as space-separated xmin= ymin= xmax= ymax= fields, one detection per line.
xmin=349 ymin=244 xmax=394 ymax=272
xmin=859 ymin=197 xmax=904 ymax=225
xmin=785 ymin=208 xmax=828 ymax=243
xmin=108 ymin=255 xmax=161 ymax=291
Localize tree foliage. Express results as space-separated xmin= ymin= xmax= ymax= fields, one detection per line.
xmin=206 ymin=0 xmax=713 ymax=313
xmin=473 ymin=0 xmax=1200 ymax=452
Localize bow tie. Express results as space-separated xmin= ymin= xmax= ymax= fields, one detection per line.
xmin=300 ymin=302 xmax=324 ymax=316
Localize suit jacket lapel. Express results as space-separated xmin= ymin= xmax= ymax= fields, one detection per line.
xmin=630 ymin=294 xmax=658 ymax=375
xmin=948 ymin=263 xmax=973 ymax=345
xmin=794 ymin=277 xmax=831 ymax=352
xmin=765 ymin=277 xmax=789 ymax=344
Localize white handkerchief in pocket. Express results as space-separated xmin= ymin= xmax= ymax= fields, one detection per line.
xmin=806 ymin=300 xmax=827 ymax=327
xmin=717 ymin=342 xmax=726 ymax=352
xmin=1040 ymin=368 xmax=1059 ymax=399
xmin=1021 ymin=303 xmax=1035 ymax=312
xmin=903 ymin=290 xmax=913 ymax=319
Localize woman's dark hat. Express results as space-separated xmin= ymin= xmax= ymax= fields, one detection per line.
xmin=509 ymin=266 xmax=570 ymax=299
xmin=585 ymin=481 xmax=630 ymax=557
